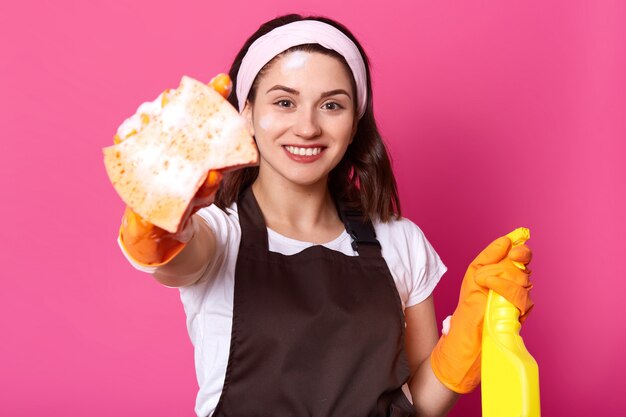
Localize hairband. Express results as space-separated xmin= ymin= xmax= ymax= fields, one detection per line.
xmin=235 ymin=20 xmax=368 ymax=119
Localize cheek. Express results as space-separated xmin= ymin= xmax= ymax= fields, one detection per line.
xmin=257 ymin=114 xmax=274 ymax=132
xmin=255 ymin=112 xmax=292 ymax=136
xmin=333 ymin=116 xmax=357 ymax=143
xmin=252 ymin=112 xmax=288 ymax=154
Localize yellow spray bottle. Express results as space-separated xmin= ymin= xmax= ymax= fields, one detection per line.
xmin=481 ymin=227 xmax=541 ymax=417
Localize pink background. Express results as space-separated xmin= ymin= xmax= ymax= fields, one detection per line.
xmin=2 ymin=0 xmax=624 ymax=415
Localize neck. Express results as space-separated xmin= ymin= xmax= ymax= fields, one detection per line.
xmin=251 ymin=173 xmax=343 ymax=243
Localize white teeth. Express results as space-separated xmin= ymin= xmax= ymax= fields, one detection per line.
xmin=286 ymin=146 xmax=322 ymax=156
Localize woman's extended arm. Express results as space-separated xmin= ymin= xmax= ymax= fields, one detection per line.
xmin=115 ymin=74 xmax=239 ymax=288
xmin=117 ymin=167 xmax=223 ymax=287
xmin=151 ymin=215 xmax=218 ymax=287
xmin=405 ymin=296 xmax=459 ymax=417
xmin=118 ymin=210 xmax=220 ymax=288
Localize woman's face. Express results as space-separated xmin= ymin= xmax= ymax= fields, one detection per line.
xmin=244 ymin=51 xmax=356 ymax=188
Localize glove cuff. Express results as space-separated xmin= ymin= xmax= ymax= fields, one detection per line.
xmin=118 ymin=224 xmax=188 ymax=267
xmin=430 ymin=335 xmax=481 ymax=394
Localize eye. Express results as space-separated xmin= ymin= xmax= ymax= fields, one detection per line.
xmin=323 ymin=101 xmax=344 ymax=111
xmin=274 ymin=99 xmax=294 ymax=108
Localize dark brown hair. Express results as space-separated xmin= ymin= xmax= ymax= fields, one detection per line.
xmin=215 ymin=14 xmax=401 ymax=221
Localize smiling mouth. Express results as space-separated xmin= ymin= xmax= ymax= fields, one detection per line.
xmin=284 ymin=145 xmax=324 ymax=156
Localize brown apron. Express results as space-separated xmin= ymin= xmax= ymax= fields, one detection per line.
xmin=213 ymin=188 xmax=415 ymax=417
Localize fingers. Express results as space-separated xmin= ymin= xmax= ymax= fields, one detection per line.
xmin=195 ymin=170 xmax=223 ymax=199
xmin=509 ymin=244 xmax=532 ymax=264
xmin=471 ymin=236 xmax=511 ymax=267
xmin=475 ymin=265 xmax=534 ymax=315
xmin=519 ymin=303 xmax=534 ymax=323
xmin=209 ymin=73 xmax=232 ymax=99
xmin=206 ymin=169 xmax=223 ymax=187
xmin=188 ymin=170 xmax=223 ymax=218
xmin=475 ymin=263 xmax=531 ymax=287
xmin=122 ymin=207 xmax=158 ymax=242
xmin=476 ymin=275 xmax=533 ymax=315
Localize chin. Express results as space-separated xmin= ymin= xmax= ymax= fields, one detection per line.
xmin=282 ymin=170 xmax=330 ymax=187
xmin=287 ymin=176 xmax=326 ymax=187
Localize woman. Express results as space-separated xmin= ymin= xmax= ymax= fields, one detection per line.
xmin=119 ymin=14 xmax=533 ymax=417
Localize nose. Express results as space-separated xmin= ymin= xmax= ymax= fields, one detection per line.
xmin=291 ymin=106 xmax=322 ymax=139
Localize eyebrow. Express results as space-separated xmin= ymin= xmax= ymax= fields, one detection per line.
xmin=266 ymin=85 xmax=352 ymax=99
xmin=266 ymin=85 xmax=299 ymax=95
xmin=321 ymin=89 xmax=352 ymax=99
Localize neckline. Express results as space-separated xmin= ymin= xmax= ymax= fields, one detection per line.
xmin=266 ymin=227 xmax=351 ymax=248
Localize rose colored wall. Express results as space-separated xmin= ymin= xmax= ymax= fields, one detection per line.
xmin=2 ymin=1 xmax=624 ymax=415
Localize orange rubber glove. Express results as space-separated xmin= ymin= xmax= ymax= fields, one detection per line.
xmin=118 ymin=74 xmax=231 ymax=267
xmin=119 ymin=170 xmax=222 ymax=266
xmin=430 ymin=235 xmax=533 ymax=394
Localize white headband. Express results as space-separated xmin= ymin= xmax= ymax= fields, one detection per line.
xmin=235 ymin=20 xmax=368 ymax=119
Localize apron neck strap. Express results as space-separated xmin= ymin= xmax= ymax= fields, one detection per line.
xmin=238 ymin=187 xmax=382 ymax=258
xmin=337 ymin=202 xmax=382 ymax=258
xmin=237 ymin=187 xmax=270 ymax=250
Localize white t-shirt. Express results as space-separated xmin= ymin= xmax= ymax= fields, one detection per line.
xmin=122 ymin=203 xmax=446 ymax=417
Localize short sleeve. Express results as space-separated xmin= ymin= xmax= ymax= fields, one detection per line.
xmin=375 ymin=218 xmax=447 ymax=309
xmin=404 ymin=223 xmax=447 ymax=307
xmin=187 ymin=203 xmax=240 ymax=286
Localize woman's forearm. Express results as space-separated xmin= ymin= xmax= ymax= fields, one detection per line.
xmin=409 ymin=357 xmax=460 ymax=417
xmin=152 ymin=216 xmax=217 ymax=287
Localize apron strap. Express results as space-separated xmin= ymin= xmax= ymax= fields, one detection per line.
xmin=338 ymin=203 xmax=382 ymax=258
xmin=237 ymin=187 xmax=269 ymax=250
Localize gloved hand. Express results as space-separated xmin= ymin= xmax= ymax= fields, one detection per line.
xmin=430 ymin=234 xmax=533 ymax=394
xmin=118 ymin=74 xmax=231 ymax=267
xmin=119 ymin=170 xmax=222 ymax=266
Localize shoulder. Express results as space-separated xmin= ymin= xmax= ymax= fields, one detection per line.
xmin=373 ymin=216 xmax=437 ymax=268
xmin=373 ymin=216 xmax=447 ymax=308
xmin=196 ymin=202 xmax=239 ymax=224
xmin=195 ymin=202 xmax=241 ymax=239
xmin=373 ymin=216 xmax=430 ymax=251
xmin=373 ymin=216 xmax=443 ymax=266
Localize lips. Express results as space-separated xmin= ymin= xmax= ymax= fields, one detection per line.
xmin=284 ymin=145 xmax=323 ymax=156
xmin=282 ymin=145 xmax=326 ymax=163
